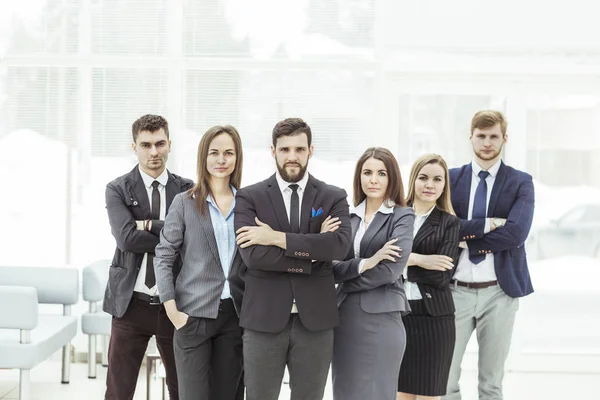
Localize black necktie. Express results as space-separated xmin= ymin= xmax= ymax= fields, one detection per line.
xmin=469 ymin=170 xmax=490 ymax=264
xmin=289 ymin=184 xmax=300 ymax=233
xmin=145 ymin=180 xmax=160 ymax=288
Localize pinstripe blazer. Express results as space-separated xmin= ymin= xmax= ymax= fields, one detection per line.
xmin=154 ymin=191 xmax=245 ymax=319
xmin=406 ymin=207 xmax=460 ymax=316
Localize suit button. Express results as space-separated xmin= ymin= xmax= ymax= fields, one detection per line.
xmin=306 ymin=253 xmax=310 ymax=257
xmin=299 ymin=269 xmax=304 ymax=273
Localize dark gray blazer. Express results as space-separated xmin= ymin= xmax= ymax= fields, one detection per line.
xmin=154 ymin=192 xmax=245 ymax=318
xmin=333 ymin=206 xmax=415 ymax=314
xmin=103 ymin=166 xmax=193 ymax=318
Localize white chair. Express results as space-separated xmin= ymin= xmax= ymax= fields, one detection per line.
xmin=0 ymin=266 xmax=79 ymax=400
xmin=81 ymin=259 xmax=112 ymax=378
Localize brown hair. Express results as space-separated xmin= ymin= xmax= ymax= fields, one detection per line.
xmin=352 ymin=147 xmax=406 ymax=208
xmin=188 ymin=125 xmax=243 ymax=215
xmin=471 ymin=110 xmax=507 ymax=137
xmin=132 ymin=114 xmax=169 ymax=142
xmin=405 ymin=153 xmax=455 ymax=215
xmin=272 ymin=117 xmax=312 ymax=147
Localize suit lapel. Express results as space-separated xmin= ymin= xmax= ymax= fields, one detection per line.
xmin=300 ymin=177 xmax=318 ymax=233
xmin=165 ymin=170 xmax=178 ymax=212
xmin=488 ymin=161 xmax=507 ymax=216
xmin=360 ymin=212 xmax=392 ymax=256
xmin=198 ymin=207 xmax=224 ymax=273
xmin=412 ymin=207 xmax=441 ymax=250
xmin=128 ymin=167 xmax=151 ymax=217
xmin=460 ymin=164 xmax=473 ymax=218
xmin=267 ymin=175 xmax=291 ymax=232
xmin=345 ymin=214 xmax=361 ymax=260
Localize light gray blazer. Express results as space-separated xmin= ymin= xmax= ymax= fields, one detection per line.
xmin=333 ymin=206 xmax=415 ymax=314
xmin=154 ymin=192 xmax=245 ymax=319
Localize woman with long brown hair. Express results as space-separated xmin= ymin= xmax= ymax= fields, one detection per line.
xmin=397 ymin=153 xmax=460 ymax=400
xmin=154 ymin=125 xmax=245 ymax=400
xmin=327 ymin=147 xmax=415 ymax=400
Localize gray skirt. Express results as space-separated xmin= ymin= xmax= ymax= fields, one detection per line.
xmin=332 ymin=293 xmax=406 ymax=400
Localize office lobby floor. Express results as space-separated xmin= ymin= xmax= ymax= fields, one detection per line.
xmin=1 ymin=360 xmax=597 ymax=399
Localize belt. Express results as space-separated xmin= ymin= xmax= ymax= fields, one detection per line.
xmin=132 ymin=292 xmax=161 ymax=305
xmin=452 ymin=280 xmax=498 ymax=289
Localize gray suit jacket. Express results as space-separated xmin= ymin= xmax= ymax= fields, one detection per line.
xmin=154 ymin=192 xmax=245 ymax=318
xmin=103 ymin=166 xmax=193 ymax=318
xmin=333 ymin=206 xmax=415 ymax=314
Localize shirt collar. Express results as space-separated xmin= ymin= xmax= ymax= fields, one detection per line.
xmin=471 ymin=158 xmax=502 ymax=179
xmin=414 ymin=204 xmax=435 ymax=219
xmin=351 ymin=199 xmax=395 ymax=219
xmin=275 ymin=171 xmax=310 ymax=195
xmin=139 ymin=165 xmax=168 ymax=188
xmin=206 ymin=186 xmax=237 ymax=204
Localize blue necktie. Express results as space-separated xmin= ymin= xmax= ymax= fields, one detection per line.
xmin=469 ymin=170 xmax=490 ymax=264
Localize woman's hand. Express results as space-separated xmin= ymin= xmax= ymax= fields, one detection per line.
xmin=169 ymin=310 xmax=189 ymax=330
xmin=320 ymin=215 xmax=341 ymax=233
xmin=361 ymin=238 xmax=402 ymax=272
xmin=414 ymin=254 xmax=454 ymax=271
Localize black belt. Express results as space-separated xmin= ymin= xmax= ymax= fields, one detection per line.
xmin=452 ymin=279 xmax=498 ymax=289
xmin=132 ymin=292 xmax=161 ymax=305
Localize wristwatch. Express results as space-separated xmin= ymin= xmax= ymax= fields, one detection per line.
xmin=493 ymin=218 xmax=505 ymax=228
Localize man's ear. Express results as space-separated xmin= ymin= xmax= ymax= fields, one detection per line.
xmin=308 ymin=145 xmax=314 ymax=159
xmin=271 ymin=145 xmax=276 ymax=159
xmin=131 ymin=142 xmax=137 ymax=152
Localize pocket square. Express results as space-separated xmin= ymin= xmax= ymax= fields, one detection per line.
xmin=311 ymin=207 xmax=324 ymax=218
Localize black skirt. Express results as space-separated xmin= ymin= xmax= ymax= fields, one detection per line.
xmin=397 ymin=299 xmax=455 ymax=396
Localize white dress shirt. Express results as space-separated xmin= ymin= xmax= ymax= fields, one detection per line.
xmin=454 ymin=159 xmax=502 ymax=283
xmin=275 ymin=171 xmax=310 ymax=313
xmin=350 ymin=199 xmax=395 ymax=273
xmin=404 ymin=204 xmax=435 ymax=300
xmin=134 ymin=166 xmax=168 ymax=295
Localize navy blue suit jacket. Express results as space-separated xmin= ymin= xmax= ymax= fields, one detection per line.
xmin=449 ymin=161 xmax=535 ymax=298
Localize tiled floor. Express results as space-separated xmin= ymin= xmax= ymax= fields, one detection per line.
xmin=1 ymin=360 xmax=598 ymax=399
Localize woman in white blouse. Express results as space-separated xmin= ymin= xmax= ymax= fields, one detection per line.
xmin=327 ymin=147 xmax=415 ymax=400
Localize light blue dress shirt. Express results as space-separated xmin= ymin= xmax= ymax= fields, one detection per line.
xmin=206 ymin=186 xmax=237 ymax=299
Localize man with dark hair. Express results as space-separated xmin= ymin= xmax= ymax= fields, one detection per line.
xmin=444 ymin=110 xmax=535 ymax=400
xmin=235 ymin=117 xmax=352 ymax=400
xmin=103 ymin=114 xmax=193 ymax=400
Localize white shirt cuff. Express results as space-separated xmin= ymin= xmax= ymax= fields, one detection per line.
xmin=358 ymin=259 xmax=367 ymax=274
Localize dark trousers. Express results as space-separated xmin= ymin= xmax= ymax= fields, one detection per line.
xmin=243 ymin=314 xmax=333 ymax=400
xmin=173 ymin=298 xmax=244 ymax=400
xmin=105 ymin=297 xmax=178 ymax=400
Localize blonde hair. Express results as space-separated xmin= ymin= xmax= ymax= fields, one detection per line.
xmin=471 ymin=110 xmax=507 ymax=137
xmin=405 ymin=153 xmax=455 ymax=215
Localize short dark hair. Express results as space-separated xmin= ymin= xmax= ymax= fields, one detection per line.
xmin=132 ymin=114 xmax=169 ymax=142
xmin=272 ymin=118 xmax=312 ymax=147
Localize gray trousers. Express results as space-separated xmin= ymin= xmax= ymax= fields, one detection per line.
xmin=243 ymin=314 xmax=333 ymax=400
xmin=443 ymin=284 xmax=519 ymax=400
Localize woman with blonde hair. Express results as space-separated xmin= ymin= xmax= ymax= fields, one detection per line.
xmin=397 ymin=154 xmax=460 ymax=400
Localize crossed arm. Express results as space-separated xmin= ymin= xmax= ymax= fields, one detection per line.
xmin=463 ymin=177 xmax=535 ymax=255
xmin=105 ymin=183 xmax=160 ymax=255
xmin=340 ymin=211 xmax=415 ymax=293
xmin=234 ymin=189 xmax=352 ymax=274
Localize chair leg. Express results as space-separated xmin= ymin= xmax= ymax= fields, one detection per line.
xmin=19 ymin=369 xmax=30 ymax=400
xmin=61 ymin=341 xmax=71 ymax=384
xmin=102 ymin=335 xmax=109 ymax=367
xmin=146 ymin=355 xmax=153 ymax=400
xmin=88 ymin=334 xmax=97 ymax=378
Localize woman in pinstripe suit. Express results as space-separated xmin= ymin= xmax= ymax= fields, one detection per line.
xmin=154 ymin=126 xmax=246 ymax=400
xmin=397 ymin=154 xmax=460 ymax=400
xmin=329 ymin=147 xmax=415 ymax=400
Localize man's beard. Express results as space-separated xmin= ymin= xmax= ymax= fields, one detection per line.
xmin=475 ymin=147 xmax=502 ymax=161
xmin=277 ymin=161 xmax=308 ymax=183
